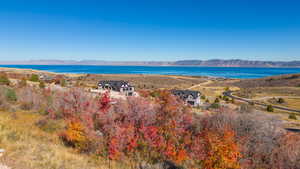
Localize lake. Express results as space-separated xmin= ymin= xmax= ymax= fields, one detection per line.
xmin=1 ymin=65 xmax=300 ymax=79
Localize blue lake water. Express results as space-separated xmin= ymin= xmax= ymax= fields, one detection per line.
xmin=1 ymin=65 xmax=300 ymax=79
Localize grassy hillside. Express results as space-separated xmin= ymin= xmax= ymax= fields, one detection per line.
xmin=233 ymin=73 xmax=300 ymax=88
xmin=81 ymin=74 xmax=206 ymax=90
xmin=0 ymin=67 xmax=207 ymax=90
xmin=0 ymin=111 xmax=129 ymax=169
xmin=208 ymin=73 xmax=300 ymax=89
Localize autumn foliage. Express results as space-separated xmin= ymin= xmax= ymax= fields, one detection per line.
xmin=60 ymin=119 xmax=88 ymax=150
xmin=2 ymin=85 xmax=299 ymax=168
xmin=56 ymin=89 xmax=241 ymax=168
xmin=199 ymin=130 xmax=241 ymax=169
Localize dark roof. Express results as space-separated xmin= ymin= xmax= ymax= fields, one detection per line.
xmin=171 ymin=90 xmax=200 ymax=100
xmin=98 ymin=80 xmax=133 ymax=91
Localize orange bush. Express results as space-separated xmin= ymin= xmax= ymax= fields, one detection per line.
xmin=60 ymin=119 xmax=89 ymax=151
xmin=201 ymin=129 xmax=241 ymax=169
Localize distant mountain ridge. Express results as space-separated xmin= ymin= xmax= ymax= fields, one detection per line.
xmin=173 ymin=59 xmax=300 ymax=67
xmin=0 ymin=59 xmax=300 ymax=67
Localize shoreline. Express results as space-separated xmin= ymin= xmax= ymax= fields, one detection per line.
xmin=0 ymin=65 xmax=299 ymax=80
xmin=0 ymin=66 xmax=219 ymax=80
xmin=1 ymin=64 xmax=300 ymax=68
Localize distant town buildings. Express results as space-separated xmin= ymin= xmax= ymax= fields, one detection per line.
xmin=171 ymin=89 xmax=201 ymax=107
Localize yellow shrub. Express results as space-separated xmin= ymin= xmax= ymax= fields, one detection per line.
xmin=60 ymin=120 xmax=88 ymax=151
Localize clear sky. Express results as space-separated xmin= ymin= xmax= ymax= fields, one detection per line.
xmin=0 ymin=0 xmax=299 ymax=61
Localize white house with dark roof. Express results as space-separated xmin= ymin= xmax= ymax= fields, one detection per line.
xmin=38 ymin=74 xmax=54 ymax=82
xmin=171 ymin=89 xmax=201 ymax=107
xmin=98 ymin=80 xmax=135 ymax=96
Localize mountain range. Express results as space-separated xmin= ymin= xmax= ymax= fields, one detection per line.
xmin=0 ymin=59 xmax=300 ymax=67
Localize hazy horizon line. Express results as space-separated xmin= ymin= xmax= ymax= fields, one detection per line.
xmin=0 ymin=58 xmax=300 ymax=62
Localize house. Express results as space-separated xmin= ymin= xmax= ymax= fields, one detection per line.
xmin=98 ymin=80 xmax=135 ymax=96
xmin=171 ymin=89 xmax=201 ymax=107
xmin=39 ymin=74 xmax=54 ymax=83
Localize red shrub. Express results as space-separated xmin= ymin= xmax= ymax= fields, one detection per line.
xmin=57 ymin=89 xmax=243 ymax=168
xmin=99 ymin=91 xmax=111 ymax=112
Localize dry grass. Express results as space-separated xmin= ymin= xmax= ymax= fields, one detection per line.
xmin=208 ymin=73 xmax=300 ymax=90
xmin=232 ymin=73 xmax=300 ymax=88
xmin=265 ymin=98 xmax=300 ymax=110
xmin=235 ymin=87 xmax=300 ymax=99
xmin=245 ymin=102 xmax=300 ymax=129
xmin=282 ymin=98 xmax=300 ymax=110
xmin=190 ymin=80 xmax=240 ymax=102
xmin=0 ymin=111 xmax=131 ymax=169
xmin=82 ymin=74 xmax=207 ymax=90
xmin=254 ymin=87 xmax=300 ymax=98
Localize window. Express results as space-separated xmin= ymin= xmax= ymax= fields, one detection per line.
xmin=187 ymin=101 xmax=195 ymax=105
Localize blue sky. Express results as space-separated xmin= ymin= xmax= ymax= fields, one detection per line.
xmin=0 ymin=0 xmax=299 ymax=61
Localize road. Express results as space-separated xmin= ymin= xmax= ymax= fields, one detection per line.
xmin=188 ymin=80 xmax=213 ymax=89
xmin=253 ymin=96 xmax=300 ymax=101
xmin=223 ymin=91 xmax=300 ymax=114
xmin=285 ymin=128 xmax=300 ymax=133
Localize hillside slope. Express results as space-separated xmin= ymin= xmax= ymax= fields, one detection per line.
xmin=233 ymin=73 xmax=300 ymax=88
xmin=0 ymin=111 xmax=128 ymax=169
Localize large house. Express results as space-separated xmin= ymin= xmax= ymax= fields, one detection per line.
xmin=171 ymin=89 xmax=201 ymax=107
xmin=39 ymin=74 xmax=54 ymax=83
xmin=98 ymin=80 xmax=135 ymax=96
